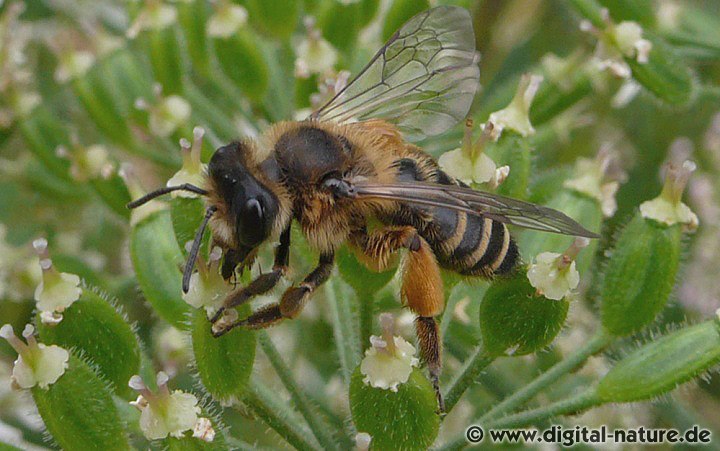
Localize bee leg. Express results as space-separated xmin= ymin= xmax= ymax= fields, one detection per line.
xmin=350 ymin=226 xmax=420 ymax=271
xmin=279 ymin=252 xmax=334 ymax=319
xmin=212 ymin=252 xmax=334 ymax=336
xmin=400 ymin=235 xmax=446 ymax=413
xmin=416 ymin=316 xmax=444 ymax=413
xmin=210 ymin=226 xmax=291 ymax=326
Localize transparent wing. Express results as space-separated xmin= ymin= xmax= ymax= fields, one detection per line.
xmin=310 ymin=6 xmax=480 ymax=142
xmin=353 ymin=182 xmax=599 ymax=238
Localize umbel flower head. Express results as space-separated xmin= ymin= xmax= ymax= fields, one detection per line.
xmin=129 ymin=371 xmax=213 ymax=441
xmin=182 ymin=246 xmax=230 ymax=317
xmin=1 ymin=324 xmax=69 ymax=389
xmin=640 ymin=160 xmax=699 ymax=231
xmin=438 ymin=119 xmax=509 ymax=187
xmin=32 ymin=238 xmax=82 ymax=325
xmin=166 ymin=127 xmax=208 ymax=195
xmin=359 ymin=314 xmax=419 ymax=392
xmin=527 ymin=237 xmax=589 ymax=300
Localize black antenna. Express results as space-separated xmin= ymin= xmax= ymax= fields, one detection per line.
xmin=183 ymin=206 xmax=217 ymax=293
xmin=126 ymin=184 xmax=209 ymax=209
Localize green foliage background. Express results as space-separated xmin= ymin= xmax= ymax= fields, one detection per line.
xmin=1 ymin=0 xmax=720 ymax=449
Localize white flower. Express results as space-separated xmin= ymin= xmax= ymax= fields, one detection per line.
xmin=147 ymin=95 xmax=192 ymax=138
xmin=127 ymin=2 xmax=177 ymax=38
xmin=167 ymin=127 xmax=208 ymax=195
xmin=527 ymin=238 xmax=588 ymax=300
xmin=183 ymin=247 xmax=230 ymax=317
xmin=488 ymin=74 xmax=543 ymax=139
xmin=640 ymin=160 xmax=699 ymax=231
xmin=564 ymin=147 xmax=620 ymax=217
xmin=586 ymin=16 xmax=652 ymax=78
xmin=62 ymin=143 xmax=115 ymax=182
xmin=207 ymin=3 xmax=248 ymax=38
xmin=129 ymin=372 xmax=203 ymax=440
xmin=527 ymin=253 xmax=580 ymax=300
xmin=716 ymin=308 xmax=720 ymax=321
xmin=1 ymin=324 xmax=69 ymax=389
xmin=54 ymin=51 xmax=95 ymax=84
xmin=438 ymin=120 xmax=508 ymax=187
xmin=32 ymin=238 xmax=81 ymax=322
xmin=294 ymin=17 xmax=338 ymax=78
xmin=360 ymin=314 xmax=418 ymax=392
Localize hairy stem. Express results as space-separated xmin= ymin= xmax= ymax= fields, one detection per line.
xmin=325 ymin=277 xmax=362 ymax=385
xmin=242 ymin=379 xmax=320 ymax=451
xmin=485 ymin=389 xmax=601 ymax=429
xmin=479 ymin=329 xmax=612 ymax=422
xmin=258 ymin=331 xmax=341 ymax=451
xmin=442 ymin=342 xmax=495 ymax=414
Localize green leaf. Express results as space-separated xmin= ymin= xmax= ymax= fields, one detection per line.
xmin=147 ymin=27 xmax=184 ymax=95
xmin=600 ymin=215 xmax=681 ymax=336
xmin=171 ymin=197 xmax=207 ymax=256
xmin=33 ymin=355 xmax=131 ymax=451
xmin=479 ymin=273 xmax=569 ymax=357
xmin=130 ymin=210 xmax=191 ymax=329
xmin=212 ymin=31 xmax=270 ymax=104
xmin=626 ymin=35 xmax=695 ymax=106
xmin=37 ymin=289 xmax=141 ymax=397
xmin=246 ymin=0 xmax=300 ymax=40
xmin=191 ymin=308 xmax=255 ymax=401
xmin=597 ymin=320 xmax=720 ymax=402
xmin=349 ymin=367 xmax=439 ymax=451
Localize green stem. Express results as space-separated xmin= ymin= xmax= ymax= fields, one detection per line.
xmin=442 ymin=343 xmax=495 ymax=414
xmin=358 ymin=290 xmax=374 ymax=350
xmin=258 ymin=332 xmax=341 ymax=451
xmin=325 ymin=277 xmax=362 ymax=385
xmin=242 ymin=379 xmax=320 ymax=451
xmin=478 ymin=329 xmax=611 ymax=423
xmin=567 ymin=0 xmax=607 ymax=28
xmin=485 ymin=389 xmax=601 ymax=429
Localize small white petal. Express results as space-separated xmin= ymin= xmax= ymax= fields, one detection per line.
xmin=360 ymin=336 xmax=418 ymax=391
xmin=34 ymin=272 xmax=82 ymax=313
xmin=355 ymin=432 xmax=372 ymax=451
xmin=527 ymin=253 xmax=580 ymax=301
xmin=207 ymin=5 xmax=248 ymax=38
xmin=12 ymin=344 xmax=69 ymax=389
xmin=192 ymin=417 xmax=215 ymax=442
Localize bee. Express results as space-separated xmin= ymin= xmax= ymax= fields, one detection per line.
xmin=128 ymin=6 xmax=597 ymax=411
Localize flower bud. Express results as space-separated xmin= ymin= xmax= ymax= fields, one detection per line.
xmin=479 ymin=272 xmax=569 ymax=357
xmin=1 ymin=324 xmax=69 ymax=389
xmin=563 ymin=146 xmax=620 ymax=218
xmin=138 ymin=87 xmax=192 ymax=138
xmin=350 ymin=314 xmax=438 ymax=450
xmin=597 ymin=320 xmax=720 ymax=403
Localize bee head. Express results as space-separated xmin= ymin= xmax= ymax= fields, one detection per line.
xmin=209 ymin=142 xmax=279 ymax=248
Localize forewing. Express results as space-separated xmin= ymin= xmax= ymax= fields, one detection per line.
xmin=310 ymin=6 xmax=480 ymax=142
xmin=353 ymin=182 xmax=599 ymax=238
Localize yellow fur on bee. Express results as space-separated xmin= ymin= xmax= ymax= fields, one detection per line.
xmin=401 ymin=236 xmax=444 ymax=317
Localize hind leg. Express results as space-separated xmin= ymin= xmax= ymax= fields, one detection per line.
xmin=399 ymin=235 xmax=446 ymax=412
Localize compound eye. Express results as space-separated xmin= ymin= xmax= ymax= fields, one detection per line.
xmin=245 ymin=198 xmax=263 ymax=221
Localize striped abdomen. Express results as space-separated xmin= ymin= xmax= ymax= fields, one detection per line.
xmin=389 ymin=157 xmax=520 ymax=278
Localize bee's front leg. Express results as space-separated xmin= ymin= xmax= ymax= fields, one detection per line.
xmin=212 ymin=252 xmax=335 ymax=335
xmin=210 ymin=226 xmax=290 ymax=332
